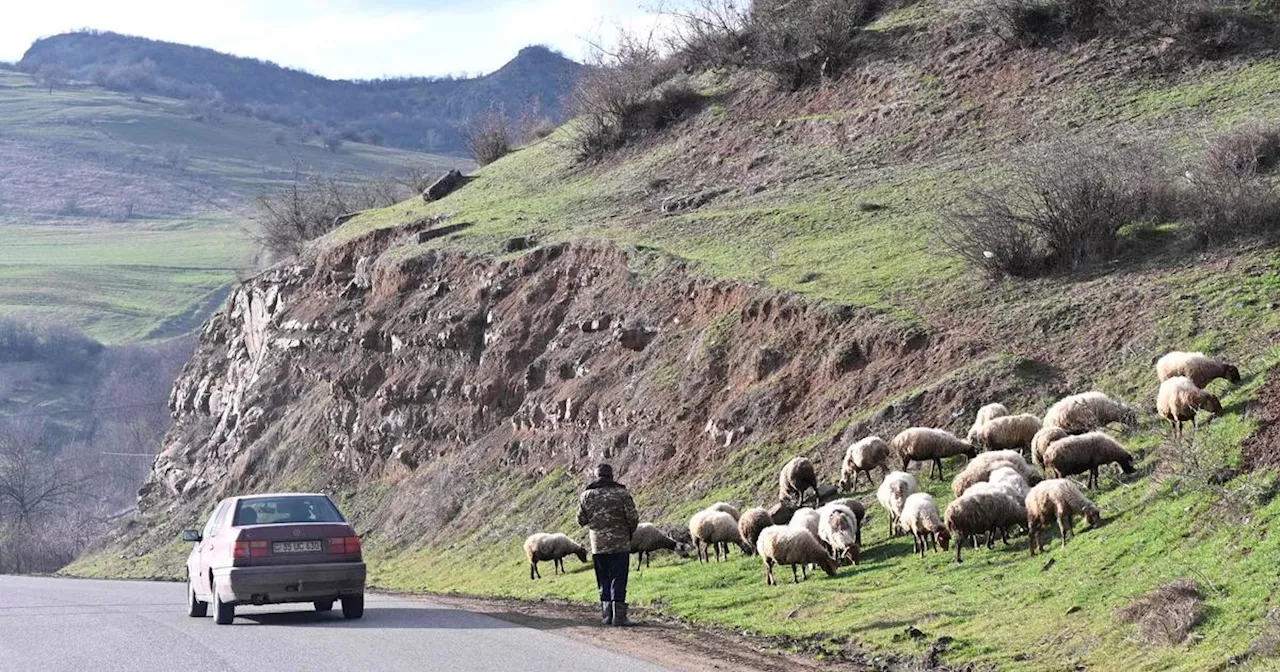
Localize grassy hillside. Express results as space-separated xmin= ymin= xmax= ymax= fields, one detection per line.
xmin=0 ymin=69 xmax=459 ymax=342
xmin=67 ymin=1 xmax=1280 ymax=670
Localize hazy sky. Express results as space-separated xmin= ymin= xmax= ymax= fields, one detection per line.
xmin=0 ymin=0 xmax=675 ymax=79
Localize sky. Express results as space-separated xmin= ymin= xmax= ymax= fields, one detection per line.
xmin=0 ymin=0 xmax=679 ymax=80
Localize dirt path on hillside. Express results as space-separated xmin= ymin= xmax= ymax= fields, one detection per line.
xmin=418 ymin=593 xmax=950 ymax=672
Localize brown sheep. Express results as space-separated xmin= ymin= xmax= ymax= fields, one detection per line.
xmin=1042 ymin=431 xmax=1136 ymax=489
xmin=891 ymin=427 xmax=978 ymax=479
xmin=738 ymin=508 xmax=774 ymax=555
xmin=1157 ymin=376 xmax=1223 ymax=440
xmin=1156 ymin=351 xmax=1241 ymax=389
xmin=778 ymin=456 xmax=819 ymax=507
xmin=1026 ymin=479 xmax=1101 ymax=555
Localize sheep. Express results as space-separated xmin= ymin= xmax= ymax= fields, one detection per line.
xmin=1042 ymin=392 xmax=1138 ymax=434
xmin=971 ymin=414 xmax=1042 ymax=454
xmin=788 ymin=507 xmax=821 ymax=539
xmin=898 ymin=493 xmax=950 ymax=559
xmin=824 ymin=497 xmax=867 ymax=547
xmin=1156 ymin=351 xmax=1241 ymax=389
xmin=989 ymin=466 xmax=1030 ymax=500
xmin=756 ymin=525 xmax=839 ymax=585
xmin=817 ymin=503 xmax=861 ymax=565
xmin=1031 ymin=427 xmax=1070 ymax=467
xmin=838 ymin=436 xmax=891 ymax=491
xmin=944 ymin=491 xmax=1027 ymax=563
xmin=523 ymin=533 xmax=587 ymax=580
xmin=951 ymin=450 xmax=1040 ymax=498
xmin=1042 ymin=431 xmax=1136 ymax=489
xmin=708 ymin=501 xmax=741 ymax=521
xmin=630 ymin=523 xmax=692 ymax=570
xmin=779 ymin=456 xmax=819 ymax=507
xmin=1026 ymin=479 xmax=1102 ymax=555
xmin=891 ymin=427 xmax=978 ymax=479
xmin=876 ymin=471 xmax=918 ymax=536
xmin=1157 ymin=376 xmax=1224 ymax=440
xmin=689 ymin=509 xmax=752 ymax=563
xmin=966 ymin=402 xmax=1010 ymax=443
xmin=738 ymin=507 xmax=774 ymax=554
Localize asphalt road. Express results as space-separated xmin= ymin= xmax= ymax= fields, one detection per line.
xmin=0 ymin=575 xmax=671 ymax=672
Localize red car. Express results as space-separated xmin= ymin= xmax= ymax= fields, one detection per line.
xmin=181 ymin=492 xmax=366 ymax=624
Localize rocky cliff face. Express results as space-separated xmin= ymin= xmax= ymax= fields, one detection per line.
xmin=136 ymin=224 xmax=1005 ymax=551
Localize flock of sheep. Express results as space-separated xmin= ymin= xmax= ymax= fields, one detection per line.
xmin=523 ymin=351 xmax=1239 ymax=582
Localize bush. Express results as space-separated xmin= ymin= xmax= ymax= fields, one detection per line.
xmin=461 ymin=108 xmax=512 ymax=166
xmin=254 ymin=172 xmax=409 ymax=259
xmin=1186 ymin=122 xmax=1280 ymax=243
xmin=1116 ymin=580 xmax=1204 ymax=646
xmin=661 ymin=0 xmax=754 ymax=71
xmin=750 ymin=0 xmax=874 ymax=89
xmin=933 ymin=141 xmax=1173 ymax=278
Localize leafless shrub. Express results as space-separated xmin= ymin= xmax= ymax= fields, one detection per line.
xmin=933 ymin=140 xmax=1174 ymax=278
xmin=322 ymin=131 xmax=344 ymax=153
xmin=461 ymin=107 xmax=512 ymax=166
xmin=1116 ymin=580 xmax=1204 ymax=645
xmin=254 ymin=170 xmax=408 ymax=259
xmin=1185 ymin=122 xmax=1280 ymax=243
xmin=750 ymin=0 xmax=874 ymax=89
xmin=660 ymin=0 xmax=754 ymax=71
xmin=160 ymin=143 xmax=190 ymax=171
xmin=1205 ymin=121 xmax=1280 ymax=177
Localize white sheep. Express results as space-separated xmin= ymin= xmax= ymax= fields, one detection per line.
xmin=898 ymin=493 xmax=950 ymax=559
xmin=708 ymin=501 xmax=741 ymax=521
xmin=891 ymin=427 xmax=978 ymax=479
xmin=1026 ymin=479 xmax=1101 ymax=555
xmin=970 ymin=414 xmax=1042 ymax=454
xmin=756 ymin=525 xmax=838 ymax=585
xmin=951 ymin=450 xmax=1039 ymax=497
xmin=788 ymin=507 xmax=821 ymax=539
xmin=817 ymin=503 xmax=861 ymax=565
xmin=876 ymin=471 xmax=918 ymax=536
xmin=966 ymin=402 xmax=1010 ymax=443
xmin=823 ymin=497 xmax=867 ymax=547
xmin=689 ymin=509 xmax=751 ymax=563
xmin=630 ymin=523 xmax=692 ymax=570
xmin=1157 ymin=376 xmax=1223 ymax=440
xmin=1156 ymin=351 xmax=1241 ymax=389
xmin=1042 ymin=391 xmax=1138 ymax=434
xmin=523 ymin=533 xmax=587 ymax=580
xmin=838 ymin=436 xmax=891 ymax=490
xmin=1042 ymin=431 xmax=1136 ymax=489
xmin=989 ymin=466 xmax=1030 ymax=499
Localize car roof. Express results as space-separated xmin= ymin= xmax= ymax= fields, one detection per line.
xmin=223 ymin=492 xmax=331 ymax=505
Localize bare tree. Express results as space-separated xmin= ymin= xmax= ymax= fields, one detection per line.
xmin=35 ymin=63 xmax=69 ymax=94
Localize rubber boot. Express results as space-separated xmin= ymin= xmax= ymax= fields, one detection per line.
xmin=600 ymin=601 xmax=613 ymax=626
xmin=611 ymin=602 xmax=635 ymax=627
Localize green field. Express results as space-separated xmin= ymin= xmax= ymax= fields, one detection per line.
xmin=0 ymin=68 xmax=464 ymax=343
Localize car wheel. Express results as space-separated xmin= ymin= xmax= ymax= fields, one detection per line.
xmin=341 ymin=594 xmax=364 ymax=620
xmin=213 ymin=586 xmax=235 ymax=625
xmin=187 ymin=582 xmax=208 ymax=618
xmin=314 ymin=600 xmax=334 ymax=613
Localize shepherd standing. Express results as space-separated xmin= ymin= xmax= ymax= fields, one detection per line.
xmin=577 ymin=463 xmax=640 ymax=626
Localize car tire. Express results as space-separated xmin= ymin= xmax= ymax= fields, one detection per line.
xmin=213 ymin=587 xmax=235 ymax=625
xmin=341 ymin=594 xmax=364 ymax=620
xmin=314 ymin=600 xmax=334 ymax=613
xmin=187 ymin=582 xmax=208 ymax=618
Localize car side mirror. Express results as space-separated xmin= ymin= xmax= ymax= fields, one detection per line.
xmin=181 ymin=530 xmax=202 ymax=542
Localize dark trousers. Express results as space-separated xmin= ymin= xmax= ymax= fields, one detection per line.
xmin=592 ymin=552 xmax=629 ymax=603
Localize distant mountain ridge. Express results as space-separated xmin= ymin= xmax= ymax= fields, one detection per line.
xmin=19 ymin=31 xmax=582 ymax=153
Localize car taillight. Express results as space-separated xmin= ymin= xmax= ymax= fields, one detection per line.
xmin=234 ymin=541 xmax=270 ymax=558
xmin=327 ymin=536 xmax=361 ymax=555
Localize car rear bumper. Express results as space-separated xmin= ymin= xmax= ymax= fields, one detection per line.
xmin=213 ymin=562 xmax=366 ymax=606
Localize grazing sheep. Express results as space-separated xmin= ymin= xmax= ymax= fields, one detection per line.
xmin=944 ymin=491 xmax=1027 ymax=563
xmin=738 ymin=507 xmax=774 ymax=554
xmin=892 ymin=427 xmax=978 ymax=479
xmin=1043 ymin=392 xmax=1138 ymax=434
xmin=523 ymin=533 xmax=587 ymax=580
xmin=971 ymin=414 xmax=1043 ymax=454
xmin=630 ymin=523 xmax=692 ymax=570
xmin=1026 ymin=479 xmax=1102 ymax=555
xmin=966 ymin=402 xmax=1010 ymax=443
xmin=824 ymin=497 xmax=867 ymax=547
xmin=1156 ymin=351 xmax=1241 ymax=389
xmin=1031 ymin=427 xmax=1070 ymax=467
xmin=876 ymin=471 xmax=918 ymax=536
xmin=756 ymin=525 xmax=839 ymax=585
xmin=817 ymin=503 xmax=861 ymax=565
xmin=951 ymin=450 xmax=1039 ymax=498
xmin=1043 ymin=431 xmax=1136 ymax=489
xmin=838 ymin=436 xmax=891 ymax=491
xmin=789 ymin=507 xmax=821 ymax=539
xmin=768 ymin=500 xmax=797 ymax=525
xmin=989 ymin=466 xmax=1030 ymax=499
xmin=899 ymin=493 xmax=950 ymax=558
xmin=689 ymin=509 xmax=751 ymax=563
xmin=1157 ymin=376 xmax=1224 ymax=440
xmin=779 ymin=456 xmax=819 ymax=507
xmin=708 ymin=501 xmax=741 ymax=521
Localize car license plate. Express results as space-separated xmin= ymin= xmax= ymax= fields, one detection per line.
xmin=273 ymin=540 xmax=322 ymax=554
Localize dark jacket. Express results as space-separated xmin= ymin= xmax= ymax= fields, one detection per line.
xmin=576 ymin=479 xmax=640 ymax=555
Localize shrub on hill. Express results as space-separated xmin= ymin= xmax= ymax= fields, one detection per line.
xmin=255 ymin=172 xmax=411 ymax=259
xmin=1186 ymin=122 xmax=1280 ymax=243
xmin=462 ymin=108 xmax=512 ymax=166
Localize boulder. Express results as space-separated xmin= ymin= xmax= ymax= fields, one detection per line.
xmin=422 ymin=169 xmax=465 ymax=202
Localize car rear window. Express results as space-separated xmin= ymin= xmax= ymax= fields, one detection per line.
xmin=232 ymin=495 xmax=345 ymax=526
